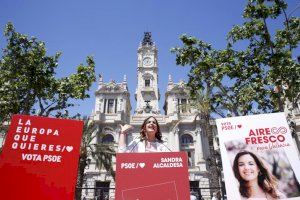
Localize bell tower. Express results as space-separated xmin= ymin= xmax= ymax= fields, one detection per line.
xmin=135 ymin=32 xmax=160 ymax=115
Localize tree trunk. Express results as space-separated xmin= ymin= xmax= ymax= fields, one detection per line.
xmin=202 ymin=83 xmax=220 ymax=190
xmin=75 ymin=154 xmax=87 ymax=200
xmin=203 ymin=115 xmax=220 ymax=191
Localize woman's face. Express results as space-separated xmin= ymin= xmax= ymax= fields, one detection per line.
xmin=237 ymin=154 xmax=259 ymax=182
xmin=144 ymin=117 xmax=158 ymax=136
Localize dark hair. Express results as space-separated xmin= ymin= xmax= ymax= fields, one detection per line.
xmin=233 ymin=151 xmax=279 ymax=198
xmin=140 ymin=116 xmax=162 ymax=141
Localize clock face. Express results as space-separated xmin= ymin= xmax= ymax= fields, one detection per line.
xmin=143 ymin=57 xmax=153 ymax=66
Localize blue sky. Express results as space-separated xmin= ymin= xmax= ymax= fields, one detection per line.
xmin=0 ymin=0 xmax=299 ymax=116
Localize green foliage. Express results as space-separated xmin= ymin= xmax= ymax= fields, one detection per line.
xmin=76 ymin=118 xmax=116 ymax=199
xmin=0 ymin=22 xmax=96 ymax=127
xmin=172 ymin=0 xmax=300 ymax=117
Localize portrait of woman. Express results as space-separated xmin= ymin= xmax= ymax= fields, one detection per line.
xmin=233 ymin=150 xmax=286 ymax=199
xmin=118 ymin=116 xmax=170 ymax=153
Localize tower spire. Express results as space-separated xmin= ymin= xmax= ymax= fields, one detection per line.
xmin=98 ymin=74 xmax=103 ymax=89
xmin=168 ymin=74 xmax=173 ymax=84
xmin=142 ymin=32 xmax=153 ymax=46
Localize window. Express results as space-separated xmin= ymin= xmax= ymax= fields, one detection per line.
xmin=103 ymin=98 xmax=118 ymax=113
xmin=107 ymin=99 xmax=114 ymax=113
xmin=102 ymin=134 xmax=114 ymax=143
xmin=181 ymin=134 xmax=193 ymax=144
xmin=190 ymin=181 xmax=200 ymax=198
xmin=181 ymin=99 xmax=187 ymax=113
xmin=177 ymin=98 xmax=188 ymax=113
xmin=95 ymin=181 xmax=110 ymax=200
xmin=145 ymin=79 xmax=150 ymax=87
xmin=114 ymin=99 xmax=118 ymax=113
xmin=190 ymin=181 xmax=199 ymax=188
xmin=103 ymin=99 xmax=107 ymax=113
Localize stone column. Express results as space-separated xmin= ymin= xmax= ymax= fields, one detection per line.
xmin=195 ymin=128 xmax=207 ymax=171
xmin=195 ymin=128 xmax=204 ymax=161
xmin=174 ymin=127 xmax=180 ymax=151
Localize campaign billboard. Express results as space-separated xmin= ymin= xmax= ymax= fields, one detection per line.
xmin=0 ymin=114 xmax=83 ymax=200
xmin=115 ymin=152 xmax=190 ymax=200
xmin=216 ymin=113 xmax=300 ymax=200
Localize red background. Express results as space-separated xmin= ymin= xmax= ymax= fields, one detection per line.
xmin=116 ymin=152 xmax=190 ymax=200
xmin=0 ymin=114 xmax=83 ymax=200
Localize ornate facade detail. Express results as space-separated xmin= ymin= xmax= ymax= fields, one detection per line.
xmin=102 ymin=80 xmax=120 ymax=91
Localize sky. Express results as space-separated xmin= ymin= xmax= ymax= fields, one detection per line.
xmin=0 ymin=0 xmax=299 ymax=117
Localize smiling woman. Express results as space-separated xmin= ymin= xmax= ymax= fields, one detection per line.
xmin=118 ymin=116 xmax=171 ymax=153
xmin=233 ymin=151 xmax=286 ymax=199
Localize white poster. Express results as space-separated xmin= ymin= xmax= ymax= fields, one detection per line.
xmin=216 ymin=113 xmax=300 ymax=200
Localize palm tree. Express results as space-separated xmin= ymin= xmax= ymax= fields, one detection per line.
xmin=75 ymin=118 xmax=116 ymax=200
xmin=186 ymin=90 xmax=221 ymax=190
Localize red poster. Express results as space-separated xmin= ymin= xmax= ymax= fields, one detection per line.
xmin=116 ymin=152 xmax=190 ymax=200
xmin=0 ymin=114 xmax=83 ymax=200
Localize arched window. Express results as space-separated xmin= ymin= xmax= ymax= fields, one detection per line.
xmin=102 ymin=134 xmax=114 ymax=143
xmin=181 ymin=134 xmax=193 ymax=144
xmin=142 ymin=73 xmax=154 ymax=87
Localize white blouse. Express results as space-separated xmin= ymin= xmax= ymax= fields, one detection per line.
xmin=118 ymin=138 xmax=170 ymax=153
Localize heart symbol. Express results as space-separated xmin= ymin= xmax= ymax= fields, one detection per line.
xmin=237 ymin=125 xmax=242 ymax=128
xmin=66 ymin=146 xmax=73 ymax=152
xmin=139 ymin=163 xmax=145 ymax=168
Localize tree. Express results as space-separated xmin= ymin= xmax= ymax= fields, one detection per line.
xmin=172 ymin=0 xmax=299 ymax=118
xmin=227 ymin=0 xmax=300 ymax=113
xmin=171 ymin=0 xmax=299 ymax=189
xmin=172 ymin=87 xmax=221 ymax=190
xmin=76 ymin=118 xmax=116 ymax=200
xmin=188 ymin=90 xmax=221 ymax=190
xmin=0 ymin=22 xmax=96 ymax=131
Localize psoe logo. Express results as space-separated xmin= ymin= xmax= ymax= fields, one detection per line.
xmin=120 ymin=162 xmax=145 ymax=169
xmin=221 ymin=121 xmax=242 ymax=131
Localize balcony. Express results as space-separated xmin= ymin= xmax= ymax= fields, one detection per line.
xmin=141 ymin=87 xmax=155 ymax=95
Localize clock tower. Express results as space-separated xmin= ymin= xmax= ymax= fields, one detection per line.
xmin=85 ymin=33 xmax=212 ymax=199
xmin=135 ymin=32 xmax=160 ymax=115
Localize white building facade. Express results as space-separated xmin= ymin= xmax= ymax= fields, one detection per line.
xmin=82 ymin=32 xmax=212 ymax=199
